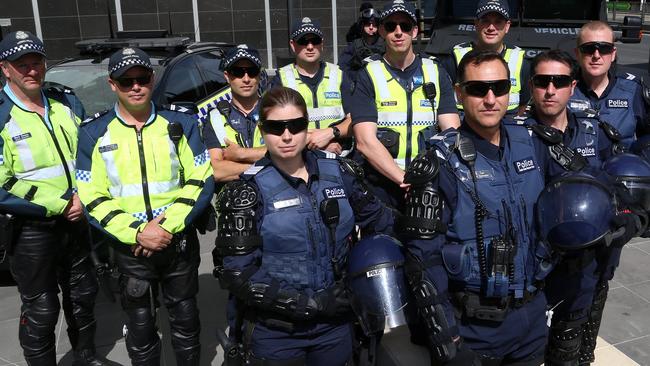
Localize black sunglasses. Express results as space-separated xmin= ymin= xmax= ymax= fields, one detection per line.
xmin=296 ymin=36 xmax=323 ymax=46
xmin=259 ymin=117 xmax=309 ymax=135
xmin=115 ymin=74 xmax=152 ymax=88
xmin=459 ymin=79 xmax=511 ymax=97
xmin=531 ymin=74 xmax=574 ymax=89
xmin=228 ymin=66 xmax=260 ymax=78
xmin=382 ymin=21 xmax=414 ymax=33
xmin=578 ymin=41 xmax=615 ymax=55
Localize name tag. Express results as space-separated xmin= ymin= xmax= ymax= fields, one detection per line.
xmin=569 ymin=100 xmax=590 ymax=111
xmin=323 ymin=187 xmax=346 ymax=199
xmin=420 ymin=99 xmax=432 ymax=107
xmin=577 ymin=146 xmax=596 ymax=157
xmin=514 ymin=158 xmax=536 ymax=174
xmin=324 ymin=91 xmax=340 ymax=99
xmin=98 ymin=143 xmax=118 ymax=153
xmin=12 ymin=133 xmax=32 ymax=142
xmin=366 ymin=268 xmax=386 ymax=278
xmin=607 ymin=99 xmax=629 ymax=108
xmin=381 ymin=101 xmax=398 ymax=107
xmin=273 ymin=197 xmax=301 ymax=209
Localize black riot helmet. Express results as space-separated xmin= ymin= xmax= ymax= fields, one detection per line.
xmin=347 ymin=234 xmax=410 ymax=336
xmin=537 ymin=172 xmax=617 ymax=251
xmin=603 ymin=153 xmax=650 ymax=212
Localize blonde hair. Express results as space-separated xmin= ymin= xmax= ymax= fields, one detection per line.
xmin=578 ymin=21 xmax=615 ymax=45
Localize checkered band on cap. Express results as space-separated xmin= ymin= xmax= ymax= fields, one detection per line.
xmin=0 ymin=42 xmax=46 ymax=60
xmin=109 ymin=58 xmax=152 ymax=75
xmin=476 ymin=1 xmax=509 ymax=19
xmin=224 ymin=48 xmax=262 ymax=69
xmin=381 ymin=3 xmax=417 ymax=23
xmin=290 ymin=25 xmax=324 ymax=40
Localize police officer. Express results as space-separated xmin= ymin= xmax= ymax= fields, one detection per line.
xmin=0 ymin=31 xmax=105 ymax=366
xmin=401 ymin=49 xmax=554 ymax=365
xmin=516 ymin=50 xmax=634 ymax=365
xmin=205 ymin=45 xmax=267 ymax=182
xmin=213 ymin=86 xmax=395 ymax=365
xmin=338 ymin=6 xmax=385 ymax=74
xmin=76 ymin=47 xmax=214 ymax=366
xmin=344 ymin=0 xmax=460 ymax=210
xmin=569 ymin=21 xmax=650 ymax=149
xmin=440 ymin=0 xmax=530 ymax=116
xmin=272 ymin=17 xmax=352 ymax=155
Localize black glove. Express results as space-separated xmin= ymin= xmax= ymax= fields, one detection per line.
xmin=434 ymin=338 xmax=479 ymax=366
xmin=313 ymin=282 xmax=352 ymax=318
xmin=610 ymin=212 xmax=640 ymax=247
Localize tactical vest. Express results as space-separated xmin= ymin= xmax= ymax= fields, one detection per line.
xmin=207 ymin=105 xmax=264 ymax=148
xmin=245 ymin=155 xmax=355 ymax=290
xmin=453 ymin=43 xmax=525 ymax=112
xmin=279 ymin=62 xmax=345 ymax=129
xmin=433 ymin=125 xmax=549 ymax=299
xmin=366 ymin=58 xmax=441 ymax=168
xmin=568 ymin=75 xmax=642 ymax=149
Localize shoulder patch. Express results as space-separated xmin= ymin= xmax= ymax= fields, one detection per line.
xmin=81 ymin=109 xmax=109 ymax=125
xmin=161 ymin=104 xmax=193 ymax=114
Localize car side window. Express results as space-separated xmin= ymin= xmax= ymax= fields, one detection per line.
xmin=161 ymin=56 xmax=205 ymax=104
xmin=193 ymin=51 xmax=228 ymax=98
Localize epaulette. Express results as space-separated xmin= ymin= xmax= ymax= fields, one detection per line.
xmin=241 ymin=158 xmax=271 ymax=178
xmin=45 ymin=84 xmax=75 ymax=96
xmin=506 ymin=114 xmax=530 ymax=126
xmin=312 ymin=149 xmax=337 ymax=160
xmin=427 ymin=128 xmax=460 ymax=161
xmin=81 ymin=109 xmax=109 ymax=125
xmin=161 ymin=104 xmax=193 ymax=114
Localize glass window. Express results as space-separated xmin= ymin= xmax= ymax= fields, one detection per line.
xmin=45 ymin=63 xmax=116 ymax=116
xmin=160 ymin=56 xmax=205 ymax=104
xmin=193 ymin=51 xmax=228 ymax=99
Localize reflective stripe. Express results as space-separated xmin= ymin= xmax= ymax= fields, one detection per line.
xmin=99 ymin=130 xmax=123 ymax=193
xmin=505 ymin=48 xmax=524 ymax=107
xmin=15 ymin=160 xmax=74 ymax=181
xmin=109 ymin=179 xmax=180 ymax=198
xmin=421 ymin=58 xmax=441 ymax=107
xmin=132 ymin=203 xmax=172 ymax=223
xmin=377 ymin=111 xmax=407 ymax=125
xmin=368 ymin=62 xmax=391 ymax=100
xmin=327 ymin=66 xmax=340 ymax=93
xmin=282 ymin=66 xmax=297 ymax=89
xmin=412 ymin=111 xmax=435 ymax=125
xmin=167 ymin=138 xmax=180 ymax=181
xmin=453 ymin=45 xmax=471 ymax=65
xmin=394 ymin=158 xmax=406 ymax=169
xmin=308 ymin=105 xmax=345 ymax=122
xmin=5 ymin=118 xmax=36 ymax=172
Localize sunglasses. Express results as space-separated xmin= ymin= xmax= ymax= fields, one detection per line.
xmin=296 ymin=37 xmax=323 ymax=46
xmin=228 ymin=66 xmax=260 ymax=78
xmin=259 ymin=117 xmax=309 ymax=135
xmin=115 ymin=74 xmax=152 ymax=88
xmin=531 ymin=74 xmax=573 ymax=89
xmin=459 ymin=79 xmax=511 ymax=97
xmin=382 ymin=21 xmax=414 ymax=33
xmin=578 ymin=41 xmax=615 ymax=55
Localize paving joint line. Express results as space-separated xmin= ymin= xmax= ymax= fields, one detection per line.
xmin=612 ymin=333 xmax=650 ymax=347
xmin=0 ymin=355 xmax=20 ymax=366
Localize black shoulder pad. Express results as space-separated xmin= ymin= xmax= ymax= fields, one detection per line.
xmin=81 ymin=109 xmax=110 ymax=125
xmin=530 ymin=124 xmax=563 ymax=145
xmin=161 ymin=104 xmax=193 ymax=114
xmin=338 ymin=157 xmax=365 ymax=179
xmin=404 ymin=150 xmax=440 ymax=186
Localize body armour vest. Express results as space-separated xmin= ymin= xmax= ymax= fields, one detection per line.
xmin=433 ymin=125 xmax=550 ymax=299
xmin=569 ymin=75 xmax=641 ymax=149
xmin=366 ymin=57 xmax=441 ymax=169
xmin=246 ymin=155 xmax=355 ymax=291
xmin=208 ymin=105 xmax=264 ymax=148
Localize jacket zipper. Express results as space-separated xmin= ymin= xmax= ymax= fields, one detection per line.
xmin=38 ymin=115 xmax=72 ymax=190
xmin=136 ymin=129 xmax=154 ymax=221
xmin=405 ymin=89 xmax=413 ymax=167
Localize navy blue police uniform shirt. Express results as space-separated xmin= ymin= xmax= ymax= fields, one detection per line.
xmin=343 ymin=56 xmax=458 ymax=125
xmin=202 ymin=101 xmax=261 ymax=149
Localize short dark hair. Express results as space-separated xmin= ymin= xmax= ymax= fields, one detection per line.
xmin=260 ymin=86 xmax=308 ymax=122
xmin=456 ymin=49 xmax=510 ymax=83
xmin=530 ymin=50 xmax=577 ymax=79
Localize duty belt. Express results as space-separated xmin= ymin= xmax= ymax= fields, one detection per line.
xmin=452 ymin=287 xmax=541 ymax=322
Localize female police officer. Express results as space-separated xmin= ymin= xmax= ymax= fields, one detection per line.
xmin=212 ymin=86 xmax=395 ymax=365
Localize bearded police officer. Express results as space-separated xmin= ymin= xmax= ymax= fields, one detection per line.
xmin=440 ymin=0 xmax=530 ymax=117
xmin=205 ymin=45 xmax=266 ymax=182
xmin=272 ymin=18 xmax=353 ymax=155
xmin=0 ymin=31 xmax=106 ymax=366
xmin=76 ymin=47 xmax=214 ymax=366
xmin=569 ymin=21 xmax=650 ymax=149
xmin=344 ymin=0 xmax=460 ymax=210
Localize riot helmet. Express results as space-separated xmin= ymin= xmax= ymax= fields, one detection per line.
xmin=603 ymin=153 xmax=650 ymax=212
xmin=347 ymin=234 xmax=410 ymax=335
xmin=631 ymin=134 xmax=650 ymax=163
xmin=537 ymin=172 xmax=617 ymax=251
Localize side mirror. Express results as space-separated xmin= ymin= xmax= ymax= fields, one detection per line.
xmin=620 ymin=16 xmax=642 ymax=43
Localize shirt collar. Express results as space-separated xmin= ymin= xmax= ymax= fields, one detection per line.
xmin=114 ymin=101 xmax=157 ymax=125
xmin=3 ymin=83 xmax=49 ymax=113
xmin=459 ymin=120 xmax=506 ymax=161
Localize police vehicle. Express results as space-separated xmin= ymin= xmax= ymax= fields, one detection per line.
xmin=44 ymin=30 xmax=233 ymax=116
xmin=425 ymin=0 xmax=646 ymax=67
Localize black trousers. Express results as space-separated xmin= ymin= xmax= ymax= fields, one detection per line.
xmin=112 ymin=230 xmax=201 ymax=366
xmin=10 ymin=218 xmax=99 ymax=366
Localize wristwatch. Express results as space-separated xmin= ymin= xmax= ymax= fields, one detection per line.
xmin=332 ymin=126 xmax=341 ymax=139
